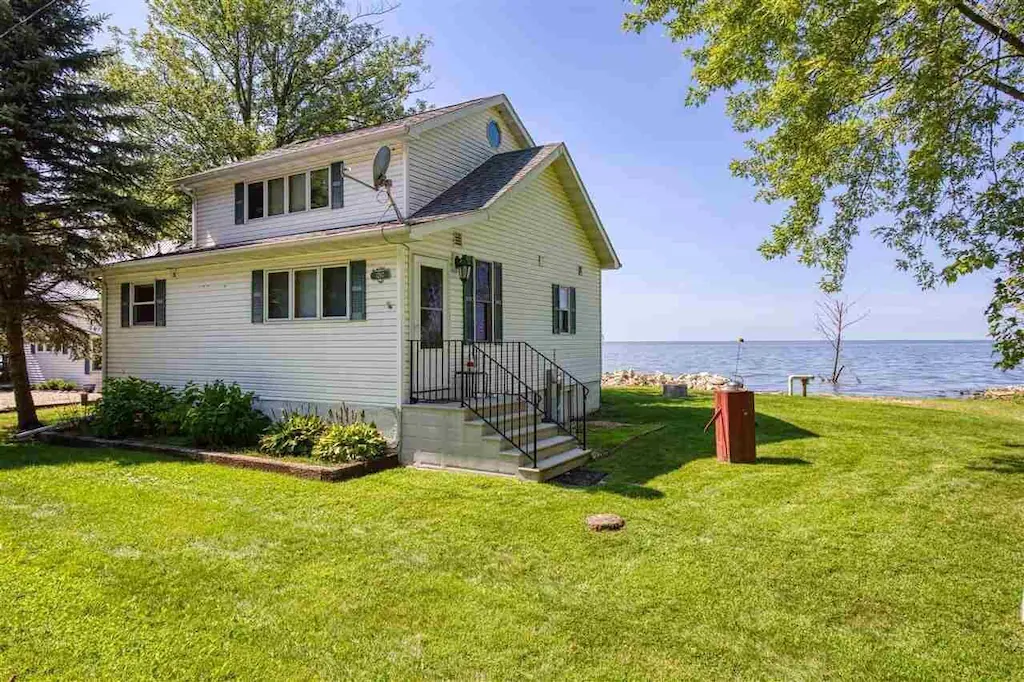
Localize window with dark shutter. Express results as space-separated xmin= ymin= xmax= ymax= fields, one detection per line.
xmin=330 ymin=161 xmax=344 ymax=209
xmin=493 ymin=263 xmax=503 ymax=342
xmin=234 ymin=182 xmax=245 ymax=224
xmin=120 ymin=282 xmax=130 ymax=328
xmin=552 ymin=284 xmax=574 ymax=334
xmin=462 ymin=257 xmax=475 ymax=342
xmin=569 ymin=287 xmax=576 ymax=335
xmin=251 ymin=270 xmax=264 ymax=323
xmin=551 ymin=284 xmax=560 ymax=334
xmin=350 ymin=260 xmax=366 ymax=320
xmin=155 ymin=279 xmax=167 ymax=327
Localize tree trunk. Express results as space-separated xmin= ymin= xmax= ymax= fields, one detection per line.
xmin=3 ymin=315 xmax=40 ymax=431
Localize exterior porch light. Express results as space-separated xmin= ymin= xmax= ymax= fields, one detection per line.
xmin=454 ymin=255 xmax=473 ymax=283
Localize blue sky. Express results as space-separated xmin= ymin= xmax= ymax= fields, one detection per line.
xmin=89 ymin=0 xmax=996 ymax=341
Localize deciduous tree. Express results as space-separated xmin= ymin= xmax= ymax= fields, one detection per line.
xmin=106 ymin=0 xmax=431 ymax=240
xmin=626 ymin=1 xmax=1024 ymax=369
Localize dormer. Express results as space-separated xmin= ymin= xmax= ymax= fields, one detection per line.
xmin=177 ymin=95 xmax=534 ymax=250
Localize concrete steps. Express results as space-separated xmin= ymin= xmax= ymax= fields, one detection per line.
xmin=401 ymin=399 xmax=590 ymax=482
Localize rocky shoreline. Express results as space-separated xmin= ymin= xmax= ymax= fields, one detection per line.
xmin=601 ymin=370 xmax=1024 ymax=399
xmin=601 ymin=369 xmax=730 ymax=391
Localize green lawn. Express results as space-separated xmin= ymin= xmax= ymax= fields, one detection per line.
xmin=2 ymin=389 xmax=1023 ymax=679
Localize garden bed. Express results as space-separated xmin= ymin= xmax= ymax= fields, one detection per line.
xmin=37 ymin=430 xmax=400 ymax=482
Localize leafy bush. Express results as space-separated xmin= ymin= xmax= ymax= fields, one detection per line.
xmin=35 ymin=378 xmax=77 ymax=391
xmin=259 ymin=411 xmax=327 ymax=457
xmin=90 ymin=377 xmax=179 ymax=439
xmin=312 ymin=422 xmax=389 ymax=463
xmin=179 ymin=381 xmax=270 ymax=448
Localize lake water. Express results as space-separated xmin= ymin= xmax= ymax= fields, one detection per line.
xmin=603 ymin=341 xmax=1024 ymax=397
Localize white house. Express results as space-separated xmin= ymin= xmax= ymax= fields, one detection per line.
xmin=100 ymin=94 xmax=621 ymax=480
xmin=21 ymin=298 xmax=102 ymax=391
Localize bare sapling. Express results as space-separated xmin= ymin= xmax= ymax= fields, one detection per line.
xmin=816 ymin=298 xmax=869 ymax=385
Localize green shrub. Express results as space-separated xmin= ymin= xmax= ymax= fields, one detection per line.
xmin=312 ymin=422 xmax=389 ymax=463
xmin=90 ymin=377 xmax=179 ymax=439
xmin=259 ymin=411 xmax=328 ymax=457
xmin=34 ymin=378 xmax=77 ymax=391
xmin=179 ymin=381 xmax=270 ymax=448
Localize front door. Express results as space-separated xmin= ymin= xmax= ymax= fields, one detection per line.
xmin=411 ymin=256 xmax=450 ymax=400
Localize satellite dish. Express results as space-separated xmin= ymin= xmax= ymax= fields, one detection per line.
xmin=372 ymin=146 xmax=391 ymax=189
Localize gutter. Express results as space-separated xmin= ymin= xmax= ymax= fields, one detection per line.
xmin=174 ymin=127 xmax=412 ymax=187
xmin=102 ymin=223 xmax=412 ymax=274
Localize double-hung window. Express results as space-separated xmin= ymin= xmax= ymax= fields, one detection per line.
xmin=133 ymin=283 xmax=156 ymax=326
xmin=552 ymin=284 xmax=576 ymax=335
xmin=265 ymin=266 xmax=350 ymax=321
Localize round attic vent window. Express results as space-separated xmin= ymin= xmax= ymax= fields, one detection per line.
xmin=487 ymin=119 xmax=501 ymax=148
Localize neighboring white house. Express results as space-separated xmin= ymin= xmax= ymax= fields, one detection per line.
xmin=23 ymin=299 xmax=103 ymax=390
xmin=100 ymin=94 xmax=621 ymax=480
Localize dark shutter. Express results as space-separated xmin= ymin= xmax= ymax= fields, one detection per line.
xmin=350 ymin=260 xmax=366 ymax=320
xmin=463 ymin=257 xmax=475 ymax=341
xmin=569 ymin=287 xmax=576 ymax=335
xmin=551 ymin=284 xmax=560 ymax=334
xmin=30 ymin=344 xmax=35 ymax=354
xmin=120 ymin=282 xmax=130 ymax=327
xmin=84 ymin=357 xmax=91 ymax=375
xmin=234 ymin=182 xmax=245 ymax=224
xmin=251 ymin=270 xmax=264 ymax=323
xmin=154 ymin=279 xmax=167 ymax=327
xmin=493 ymin=262 xmax=503 ymax=342
xmin=331 ymin=161 xmax=344 ymax=209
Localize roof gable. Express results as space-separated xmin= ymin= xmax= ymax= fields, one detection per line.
xmin=176 ymin=94 xmax=534 ymax=187
xmin=409 ymin=144 xmax=620 ymax=270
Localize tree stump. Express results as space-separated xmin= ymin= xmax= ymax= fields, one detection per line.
xmin=585 ymin=513 xmax=625 ymax=531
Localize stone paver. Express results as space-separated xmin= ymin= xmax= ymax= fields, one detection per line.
xmin=0 ymin=390 xmax=100 ymax=411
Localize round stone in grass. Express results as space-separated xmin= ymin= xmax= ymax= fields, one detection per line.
xmin=586 ymin=513 xmax=625 ymax=532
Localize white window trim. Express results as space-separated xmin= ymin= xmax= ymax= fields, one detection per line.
xmin=131 ymin=281 xmax=157 ymax=327
xmin=264 ymin=263 xmax=351 ymax=322
xmin=556 ymin=284 xmax=572 ymax=335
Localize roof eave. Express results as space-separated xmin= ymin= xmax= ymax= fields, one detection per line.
xmin=173 ymin=126 xmax=411 ymax=187
xmin=100 ymin=224 xmax=411 ymax=273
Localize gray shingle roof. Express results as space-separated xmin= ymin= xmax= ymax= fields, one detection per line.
xmin=410 ymin=144 xmax=561 ymax=222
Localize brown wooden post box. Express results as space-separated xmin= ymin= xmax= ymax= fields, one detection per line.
xmin=709 ymin=388 xmax=756 ymax=463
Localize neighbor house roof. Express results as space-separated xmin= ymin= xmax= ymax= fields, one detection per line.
xmin=175 ymin=94 xmax=534 ymax=187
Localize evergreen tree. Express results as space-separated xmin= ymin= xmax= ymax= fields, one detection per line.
xmin=0 ymin=0 xmax=167 ymax=430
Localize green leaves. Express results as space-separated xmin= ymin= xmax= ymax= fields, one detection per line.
xmin=105 ymin=0 xmax=431 ymax=236
xmin=628 ymin=0 xmax=1024 ymax=367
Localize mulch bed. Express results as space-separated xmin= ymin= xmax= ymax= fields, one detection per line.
xmin=37 ymin=430 xmax=399 ymax=482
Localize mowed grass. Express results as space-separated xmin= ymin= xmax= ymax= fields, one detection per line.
xmin=1 ymin=389 xmax=1023 ymax=679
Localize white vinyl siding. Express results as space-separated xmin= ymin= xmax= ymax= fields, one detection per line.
xmin=104 ymin=246 xmax=399 ymax=407
xmin=193 ymin=140 xmax=406 ymax=249
xmin=24 ymin=341 xmax=102 ymax=390
xmin=401 ymin=164 xmax=602 ymax=405
xmin=407 ymin=106 xmax=522 ymax=215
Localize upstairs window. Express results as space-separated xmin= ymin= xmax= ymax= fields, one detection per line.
xmin=288 ymin=173 xmax=306 ymax=212
xmin=552 ymin=284 xmax=576 ymax=335
xmin=310 ymin=168 xmax=329 ymax=209
xmin=267 ymin=177 xmax=285 ymax=216
xmin=247 ymin=182 xmax=264 ymax=220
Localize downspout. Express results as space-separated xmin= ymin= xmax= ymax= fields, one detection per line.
xmin=100 ymin=276 xmax=108 ymax=388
